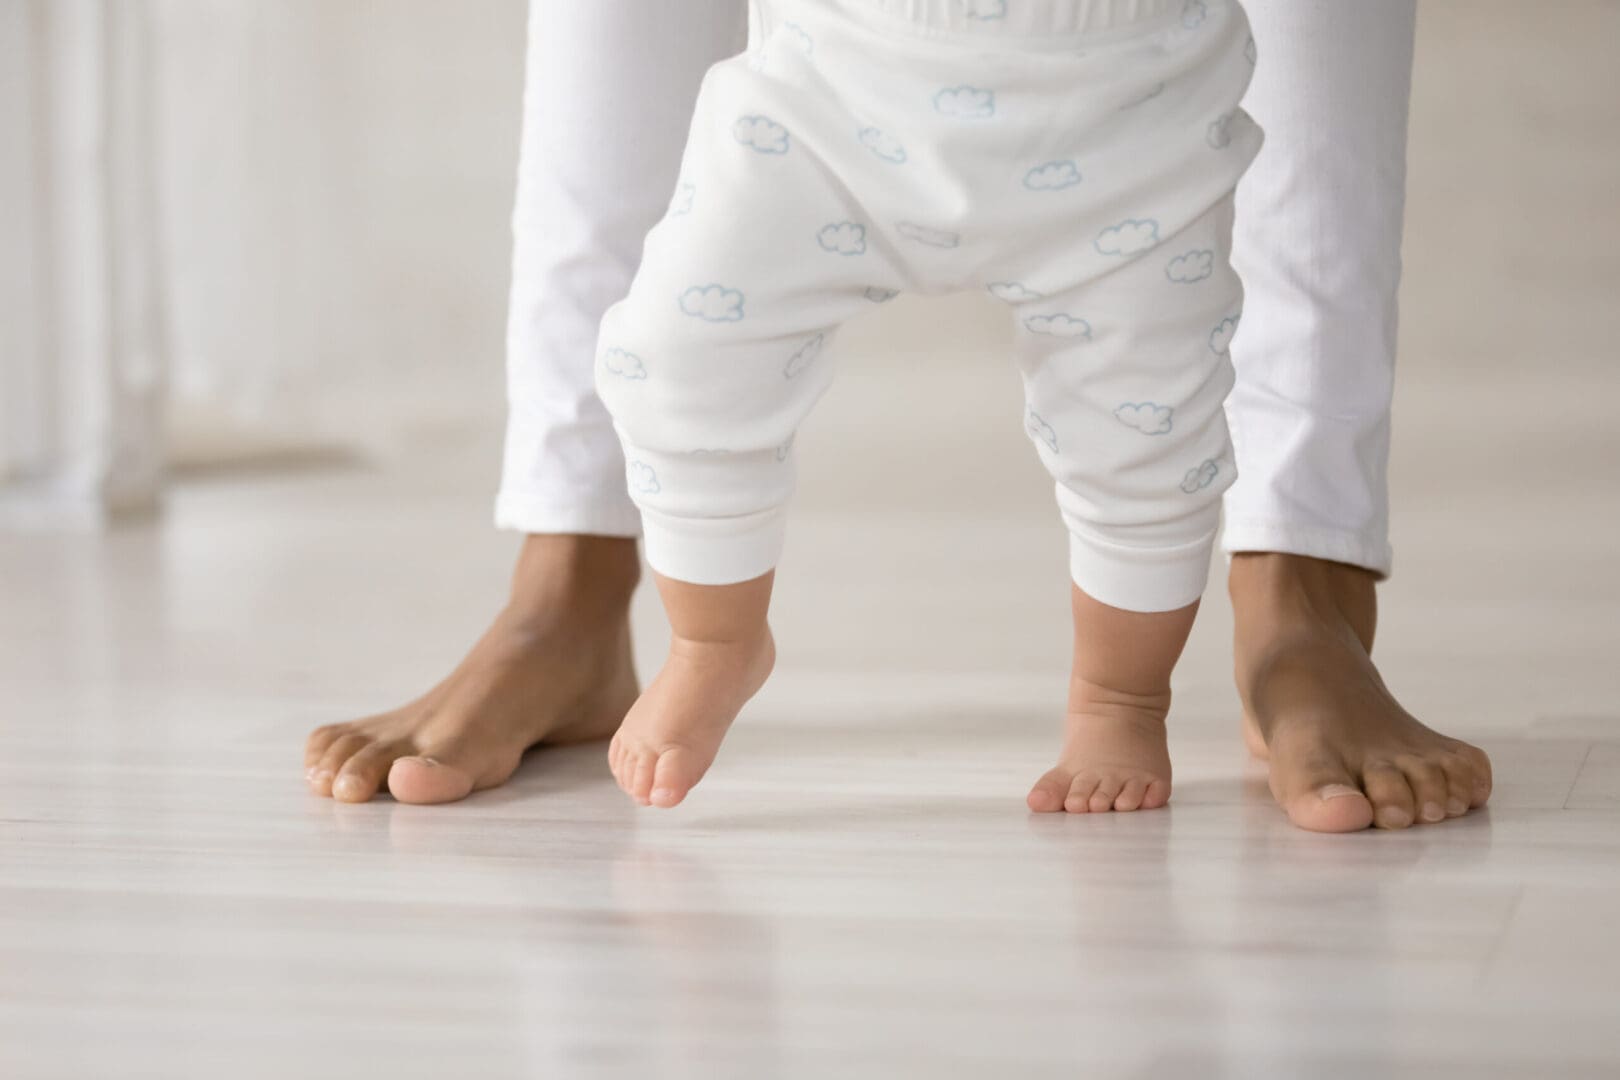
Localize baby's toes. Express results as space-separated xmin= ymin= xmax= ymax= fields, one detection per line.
xmin=648 ymin=746 xmax=708 ymax=809
xmin=1065 ymin=773 xmax=1102 ymax=813
xmin=1027 ymin=768 xmax=1076 ymax=813
xmin=1141 ymin=777 xmax=1172 ymax=810
xmin=1088 ymin=774 xmax=1126 ymax=813
xmin=627 ymin=750 xmax=657 ymax=805
xmin=1114 ymin=777 xmax=1149 ymax=812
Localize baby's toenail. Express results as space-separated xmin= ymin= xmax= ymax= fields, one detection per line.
xmin=310 ymin=770 xmax=332 ymax=785
xmin=1447 ymin=797 xmax=1467 ymax=816
xmin=1421 ymin=802 xmax=1445 ymax=822
xmin=1318 ymin=784 xmax=1361 ymax=801
xmin=1377 ymin=807 xmax=1411 ymax=828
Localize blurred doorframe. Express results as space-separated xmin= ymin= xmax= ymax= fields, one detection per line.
xmin=0 ymin=0 xmax=167 ymax=528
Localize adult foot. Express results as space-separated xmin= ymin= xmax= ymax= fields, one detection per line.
xmin=1231 ymin=553 xmax=1493 ymax=832
xmin=304 ymin=534 xmax=641 ymax=804
xmin=609 ymin=572 xmax=776 ymax=809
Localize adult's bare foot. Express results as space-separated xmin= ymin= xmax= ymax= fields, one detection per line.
xmin=304 ymin=534 xmax=641 ymax=804
xmin=1231 ymin=553 xmax=1493 ymax=832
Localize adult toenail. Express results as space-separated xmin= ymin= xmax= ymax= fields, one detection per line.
xmin=1318 ymin=784 xmax=1362 ymax=801
xmin=1447 ymin=797 xmax=1468 ymax=816
xmin=333 ymin=775 xmax=361 ymax=796
xmin=1421 ymin=802 xmax=1445 ymax=822
xmin=310 ymin=770 xmax=332 ymax=785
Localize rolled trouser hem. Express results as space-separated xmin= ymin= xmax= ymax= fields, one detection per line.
xmin=1220 ymin=516 xmax=1392 ymax=579
xmin=640 ymin=507 xmax=786 ymax=586
xmin=1068 ymin=527 xmax=1215 ymax=613
xmin=493 ymin=491 xmax=644 ymax=538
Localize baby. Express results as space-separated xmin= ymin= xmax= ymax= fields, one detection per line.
xmin=595 ymin=0 xmax=1261 ymax=810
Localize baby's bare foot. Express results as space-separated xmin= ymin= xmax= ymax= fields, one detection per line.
xmin=1027 ymin=585 xmax=1199 ymax=815
xmin=609 ymin=629 xmax=774 ymax=808
xmin=610 ymin=571 xmax=776 ymax=809
xmin=303 ymin=534 xmax=640 ymax=804
xmin=1232 ymin=553 xmax=1493 ymax=832
xmin=1027 ymin=698 xmax=1173 ymax=813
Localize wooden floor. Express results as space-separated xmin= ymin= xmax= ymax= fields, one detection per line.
xmin=4 ymin=3 xmax=1620 ymax=1077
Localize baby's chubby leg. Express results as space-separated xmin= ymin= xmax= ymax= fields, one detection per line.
xmin=1028 ymin=587 xmax=1196 ymax=814
xmin=609 ymin=571 xmax=776 ymax=808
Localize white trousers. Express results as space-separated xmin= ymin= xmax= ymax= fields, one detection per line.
xmin=496 ymin=0 xmax=1416 ymax=579
xmin=597 ymin=0 xmax=1260 ymax=611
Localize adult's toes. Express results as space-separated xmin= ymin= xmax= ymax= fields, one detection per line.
xmin=1275 ymin=753 xmax=1374 ymax=832
xmin=1114 ymin=778 xmax=1148 ymax=812
xmin=1398 ymin=756 xmax=1450 ymax=824
xmin=308 ymin=733 xmax=371 ymax=797
xmin=1436 ymin=751 xmax=1480 ymax=817
xmin=649 ymin=747 xmax=707 ymax=808
xmin=331 ymin=742 xmax=400 ymax=803
xmin=1362 ymin=761 xmax=1415 ymax=829
xmin=1065 ymin=774 xmax=1101 ymax=813
xmin=387 ymin=755 xmax=476 ymax=804
xmin=1027 ymin=769 xmax=1074 ymax=813
xmin=1455 ymin=742 xmax=1494 ymax=806
xmin=1088 ymin=775 xmax=1125 ymax=813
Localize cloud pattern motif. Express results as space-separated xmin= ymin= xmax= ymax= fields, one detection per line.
xmin=1181 ymin=0 xmax=1208 ymax=28
xmin=896 ymin=221 xmax=961 ymax=248
xmin=1114 ymin=402 xmax=1173 ymax=435
xmin=988 ymin=281 xmax=1042 ymax=302
xmin=934 ymin=85 xmax=996 ymax=120
xmin=783 ymin=333 xmax=826 ymax=379
xmin=1209 ymin=314 xmax=1240 ymax=355
xmin=1026 ymin=408 xmax=1058 ymax=453
xmin=818 ymin=222 xmax=868 ymax=256
xmin=858 ymin=126 xmax=908 ymax=164
xmin=864 ymin=286 xmax=900 ymax=303
xmin=668 ymin=183 xmax=695 ymax=217
xmin=1119 ymin=82 xmax=1165 ymax=110
xmin=1024 ymin=160 xmax=1082 ymax=191
xmin=679 ymin=284 xmax=746 ymax=322
xmin=733 ymin=114 xmax=790 ymax=154
xmin=782 ymin=21 xmax=814 ymax=55
xmin=1095 ymin=218 xmax=1161 ymax=256
xmin=602 ymin=348 xmax=647 ymax=380
xmin=961 ymin=0 xmax=1007 ymax=19
xmin=1023 ymin=313 xmax=1092 ymax=338
xmin=1206 ymin=112 xmax=1233 ymax=149
xmin=629 ymin=461 xmax=660 ymax=495
xmin=1165 ymin=249 xmax=1213 ymax=283
xmin=1181 ymin=458 xmax=1219 ymax=494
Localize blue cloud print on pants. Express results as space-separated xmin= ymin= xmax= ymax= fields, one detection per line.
xmin=1165 ymin=249 xmax=1213 ymax=283
xmin=962 ymin=0 xmax=1007 ymax=20
xmin=818 ymin=222 xmax=867 ymax=256
xmin=1207 ymin=112 xmax=1233 ymax=149
xmin=934 ymin=86 xmax=996 ymax=120
xmin=680 ymin=284 xmax=745 ymax=322
xmin=1024 ymin=160 xmax=1081 ymax=191
xmin=629 ymin=461 xmax=660 ymax=495
xmin=858 ymin=127 xmax=907 ymax=164
xmin=784 ymin=333 xmax=826 ymax=379
xmin=896 ymin=221 xmax=961 ymax=248
xmin=781 ymin=21 xmax=813 ymax=55
xmin=734 ymin=115 xmax=790 ymax=154
xmin=602 ymin=347 xmax=647 ymax=380
xmin=988 ymin=281 xmax=1042 ymax=302
xmin=1095 ymin=219 xmax=1160 ymax=256
xmin=668 ymin=183 xmax=695 ymax=217
xmin=1181 ymin=458 xmax=1219 ymax=494
xmin=1114 ymin=402 xmax=1173 ymax=435
xmin=1023 ymin=313 xmax=1091 ymax=338
xmin=1181 ymin=0 xmax=1208 ymax=28
xmin=864 ymin=286 xmax=899 ymax=303
xmin=1209 ymin=314 xmax=1240 ymax=355
xmin=1026 ymin=408 xmax=1058 ymax=453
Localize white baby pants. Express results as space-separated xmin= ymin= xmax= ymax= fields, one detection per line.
xmin=495 ymin=0 xmax=1415 ymax=581
xmin=594 ymin=0 xmax=1262 ymax=612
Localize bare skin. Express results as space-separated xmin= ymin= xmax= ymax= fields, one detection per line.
xmin=607 ymin=571 xmax=776 ymax=808
xmin=1026 ymin=587 xmax=1197 ymax=814
xmin=1230 ymin=552 xmax=1493 ymax=832
xmin=304 ymin=534 xmax=641 ymax=804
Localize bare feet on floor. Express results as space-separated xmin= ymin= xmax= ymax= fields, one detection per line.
xmin=609 ymin=571 xmax=776 ymax=809
xmin=1027 ymin=586 xmax=1198 ymax=815
xmin=1231 ymin=553 xmax=1493 ymax=832
xmin=304 ymin=534 xmax=641 ymax=804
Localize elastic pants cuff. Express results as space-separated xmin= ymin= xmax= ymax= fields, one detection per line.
xmin=639 ymin=507 xmax=786 ymax=585
xmin=1068 ymin=527 xmax=1215 ymax=613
